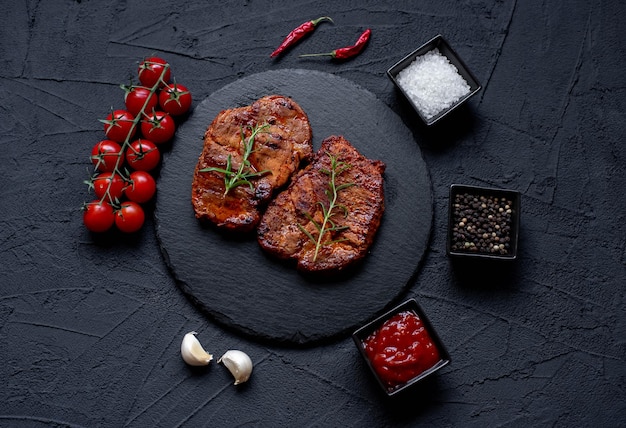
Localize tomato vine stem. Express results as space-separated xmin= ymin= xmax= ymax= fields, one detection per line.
xmin=93 ymin=61 xmax=171 ymax=207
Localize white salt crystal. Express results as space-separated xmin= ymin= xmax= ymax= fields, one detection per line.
xmin=396 ymin=48 xmax=471 ymax=120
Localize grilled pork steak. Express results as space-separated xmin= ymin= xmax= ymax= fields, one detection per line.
xmin=192 ymin=95 xmax=313 ymax=232
xmin=257 ymin=135 xmax=385 ymax=273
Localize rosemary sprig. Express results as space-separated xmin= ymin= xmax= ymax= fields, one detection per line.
xmin=298 ymin=152 xmax=354 ymax=262
xmin=200 ymin=123 xmax=271 ymax=196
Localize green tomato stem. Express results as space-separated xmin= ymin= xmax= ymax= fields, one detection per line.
xmin=96 ymin=63 xmax=170 ymax=207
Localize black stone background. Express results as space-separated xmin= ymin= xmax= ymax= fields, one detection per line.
xmin=1 ymin=1 xmax=625 ymax=427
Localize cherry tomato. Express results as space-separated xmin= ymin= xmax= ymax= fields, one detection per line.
xmin=115 ymin=201 xmax=145 ymax=233
xmin=83 ymin=201 xmax=115 ymax=233
xmin=125 ymin=170 xmax=156 ymax=203
xmin=102 ymin=110 xmax=136 ymax=143
xmin=124 ymin=86 xmax=158 ymax=117
xmin=91 ymin=140 xmax=124 ymax=172
xmin=159 ymin=83 xmax=192 ymax=116
xmin=126 ymin=139 xmax=161 ymax=171
xmin=92 ymin=172 xmax=126 ymax=202
xmin=140 ymin=111 xmax=175 ymax=144
xmin=138 ymin=57 xmax=171 ymax=88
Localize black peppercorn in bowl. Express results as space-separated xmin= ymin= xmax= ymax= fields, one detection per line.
xmin=447 ymin=184 xmax=521 ymax=260
xmin=352 ymin=299 xmax=451 ymax=397
xmin=387 ymin=34 xmax=482 ymax=126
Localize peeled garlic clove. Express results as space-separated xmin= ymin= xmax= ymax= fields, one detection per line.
xmin=180 ymin=331 xmax=213 ymax=366
xmin=218 ymin=350 xmax=253 ymax=385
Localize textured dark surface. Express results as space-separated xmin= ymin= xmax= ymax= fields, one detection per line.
xmin=156 ymin=69 xmax=432 ymax=345
xmin=1 ymin=1 xmax=625 ymax=427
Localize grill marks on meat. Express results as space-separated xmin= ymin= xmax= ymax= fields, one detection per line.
xmin=257 ymin=136 xmax=386 ymax=273
xmin=192 ymin=95 xmax=312 ymax=232
xmin=192 ymin=98 xmax=386 ymax=273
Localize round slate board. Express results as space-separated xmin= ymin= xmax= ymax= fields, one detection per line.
xmin=155 ymin=69 xmax=432 ymax=346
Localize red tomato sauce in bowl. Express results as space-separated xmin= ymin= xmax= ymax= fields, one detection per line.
xmin=362 ymin=310 xmax=441 ymax=390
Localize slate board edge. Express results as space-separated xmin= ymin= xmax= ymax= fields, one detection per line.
xmin=154 ymin=69 xmax=433 ymax=346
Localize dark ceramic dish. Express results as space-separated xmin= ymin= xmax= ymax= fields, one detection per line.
xmin=447 ymin=184 xmax=521 ymax=260
xmin=387 ymin=34 xmax=481 ymax=126
xmin=352 ymin=299 xmax=451 ymax=397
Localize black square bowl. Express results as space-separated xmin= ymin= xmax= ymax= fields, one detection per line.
xmin=447 ymin=184 xmax=521 ymax=260
xmin=352 ymin=299 xmax=450 ymax=397
xmin=387 ymin=34 xmax=481 ymax=126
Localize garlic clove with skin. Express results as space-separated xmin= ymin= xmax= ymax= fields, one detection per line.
xmin=218 ymin=350 xmax=253 ymax=385
xmin=180 ymin=331 xmax=213 ymax=366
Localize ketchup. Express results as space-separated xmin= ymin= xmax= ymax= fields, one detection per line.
xmin=363 ymin=310 xmax=441 ymax=390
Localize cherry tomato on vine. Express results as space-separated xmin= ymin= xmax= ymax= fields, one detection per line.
xmin=138 ymin=57 xmax=171 ymax=88
xmin=159 ymin=83 xmax=192 ymax=116
xmin=115 ymin=201 xmax=145 ymax=233
xmin=92 ymin=172 xmax=126 ymax=202
xmin=124 ymin=86 xmax=158 ymax=117
xmin=91 ymin=140 xmax=124 ymax=172
xmin=126 ymin=139 xmax=161 ymax=171
xmin=102 ymin=110 xmax=136 ymax=143
xmin=140 ymin=111 xmax=175 ymax=144
xmin=83 ymin=201 xmax=115 ymax=233
xmin=125 ymin=170 xmax=156 ymax=203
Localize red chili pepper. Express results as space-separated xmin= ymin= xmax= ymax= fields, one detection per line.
xmin=270 ymin=16 xmax=333 ymax=58
xmin=300 ymin=28 xmax=371 ymax=60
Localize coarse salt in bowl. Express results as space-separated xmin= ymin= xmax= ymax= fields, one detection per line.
xmin=388 ymin=35 xmax=481 ymax=126
xmin=396 ymin=48 xmax=470 ymax=120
